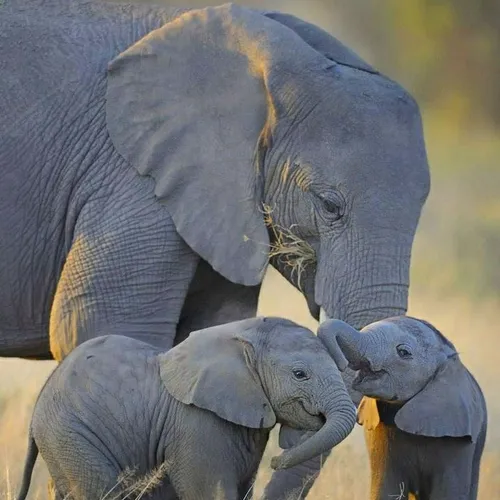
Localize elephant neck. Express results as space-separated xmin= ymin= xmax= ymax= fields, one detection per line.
xmin=376 ymin=400 xmax=404 ymax=427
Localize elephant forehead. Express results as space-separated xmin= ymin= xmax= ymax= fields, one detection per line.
xmin=362 ymin=317 xmax=447 ymax=353
xmin=268 ymin=331 xmax=325 ymax=354
xmin=383 ymin=317 xmax=437 ymax=343
xmin=360 ymin=320 xmax=402 ymax=337
xmin=291 ymin=80 xmax=428 ymax=198
xmin=391 ymin=317 xmax=456 ymax=353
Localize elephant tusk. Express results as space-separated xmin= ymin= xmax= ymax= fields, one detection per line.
xmin=319 ymin=308 xmax=330 ymax=324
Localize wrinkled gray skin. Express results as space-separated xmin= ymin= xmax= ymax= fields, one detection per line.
xmin=2 ymin=1 xmax=429 ymax=497
xmin=16 ymin=317 xmax=356 ymax=500
xmin=323 ymin=317 xmax=487 ymax=500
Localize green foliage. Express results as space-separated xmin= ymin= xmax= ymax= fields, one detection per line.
xmin=410 ymin=119 xmax=500 ymax=299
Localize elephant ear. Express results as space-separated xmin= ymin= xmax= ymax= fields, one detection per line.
xmin=261 ymin=11 xmax=377 ymax=73
xmin=395 ymin=358 xmax=483 ymax=442
xmin=356 ymin=396 xmax=380 ymax=431
xmin=106 ymin=5 xmax=272 ymax=285
xmin=157 ymin=319 xmax=276 ymax=429
xmin=107 ymin=5 xmax=326 ymax=286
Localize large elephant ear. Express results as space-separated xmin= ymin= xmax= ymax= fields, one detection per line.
xmin=107 ymin=5 xmax=325 ymax=286
xmin=157 ymin=318 xmax=276 ymax=429
xmin=395 ymin=358 xmax=484 ymax=442
xmin=261 ymin=11 xmax=377 ymax=73
xmin=106 ymin=5 xmax=271 ymax=285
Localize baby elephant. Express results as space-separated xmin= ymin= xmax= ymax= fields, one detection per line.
xmin=17 ymin=317 xmax=356 ymax=500
xmin=321 ymin=316 xmax=487 ymax=500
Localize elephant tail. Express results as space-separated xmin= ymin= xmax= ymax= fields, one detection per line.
xmin=16 ymin=430 xmax=38 ymax=500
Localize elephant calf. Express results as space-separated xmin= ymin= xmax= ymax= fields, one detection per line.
xmin=321 ymin=316 xmax=487 ymax=500
xmin=17 ymin=317 xmax=355 ymax=500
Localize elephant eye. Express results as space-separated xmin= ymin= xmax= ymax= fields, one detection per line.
xmin=292 ymin=369 xmax=309 ymax=380
xmin=316 ymin=192 xmax=344 ymax=220
xmin=396 ymin=345 xmax=412 ymax=359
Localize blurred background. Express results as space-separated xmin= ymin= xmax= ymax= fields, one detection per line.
xmin=2 ymin=1 xmax=499 ymax=498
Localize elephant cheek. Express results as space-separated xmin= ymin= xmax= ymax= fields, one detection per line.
xmin=354 ymin=375 xmax=391 ymax=401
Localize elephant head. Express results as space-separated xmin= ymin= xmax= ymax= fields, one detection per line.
xmin=157 ymin=317 xmax=356 ymax=469
xmin=106 ymin=4 xmax=430 ymax=330
xmin=320 ymin=317 xmax=484 ymax=441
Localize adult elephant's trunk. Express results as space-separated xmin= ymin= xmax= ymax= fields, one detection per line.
xmin=270 ymin=387 xmax=356 ymax=470
xmin=315 ymin=229 xmax=412 ymax=331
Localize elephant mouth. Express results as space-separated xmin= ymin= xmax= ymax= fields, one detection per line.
xmin=300 ymin=401 xmax=326 ymax=429
xmin=353 ymin=364 xmax=385 ymax=386
xmin=280 ymin=399 xmax=325 ymax=429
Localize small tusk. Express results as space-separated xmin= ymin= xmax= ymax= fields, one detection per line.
xmin=319 ymin=308 xmax=330 ymax=324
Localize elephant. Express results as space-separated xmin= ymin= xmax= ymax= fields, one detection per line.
xmin=2 ymin=1 xmax=430 ymax=496
xmin=16 ymin=317 xmax=356 ymax=500
xmin=321 ymin=317 xmax=488 ymax=500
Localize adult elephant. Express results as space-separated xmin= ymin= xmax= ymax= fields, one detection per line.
xmin=1 ymin=1 xmax=429 ymax=497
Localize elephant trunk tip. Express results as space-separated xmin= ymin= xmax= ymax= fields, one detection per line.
xmin=270 ymin=402 xmax=356 ymax=471
xmin=318 ymin=319 xmax=365 ymax=369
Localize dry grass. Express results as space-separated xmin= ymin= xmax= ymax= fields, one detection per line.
xmin=1 ymin=269 xmax=499 ymax=499
xmin=107 ymin=462 xmax=169 ymax=500
xmin=262 ymin=204 xmax=316 ymax=291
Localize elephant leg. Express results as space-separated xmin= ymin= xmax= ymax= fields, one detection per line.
xmin=238 ymin=480 xmax=255 ymax=500
xmin=427 ymin=479 xmax=469 ymax=500
xmin=470 ymin=429 xmax=486 ymax=499
xmin=169 ymin=471 xmax=239 ymax=500
xmin=0 ymin=326 xmax=52 ymax=358
xmin=42 ymin=442 xmax=120 ymax=500
xmin=262 ymin=448 xmax=330 ymax=500
xmin=49 ymin=192 xmax=198 ymax=360
xmin=174 ymin=258 xmax=260 ymax=345
xmin=145 ymin=478 xmax=179 ymax=500
xmin=426 ymin=464 xmax=472 ymax=500
xmin=238 ymin=469 xmax=259 ymax=500
xmin=372 ymin=471 xmax=410 ymax=500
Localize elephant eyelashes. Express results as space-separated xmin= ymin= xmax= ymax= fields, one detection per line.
xmin=292 ymin=368 xmax=309 ymax=380
xmin=396 ymin=345 xmax=412 ymax=359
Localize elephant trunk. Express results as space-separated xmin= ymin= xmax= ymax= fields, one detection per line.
xmin=316 ymin=232 xmax=412 ymax=330
xmin=318 ymin=318 xmax=367 ymax=369
xmin=342 ymin=306 xmax=406 ymax=332
xmin=271 ymin=388 xmax=356 ymax=470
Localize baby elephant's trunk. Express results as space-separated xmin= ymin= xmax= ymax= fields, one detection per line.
xmin=319 ymin=319 xmax=367 ymax=369
xmin=16 ymin=431 xmax=39 ymax=500
xmin=271 ymin=383 xmax=356 ymax=470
